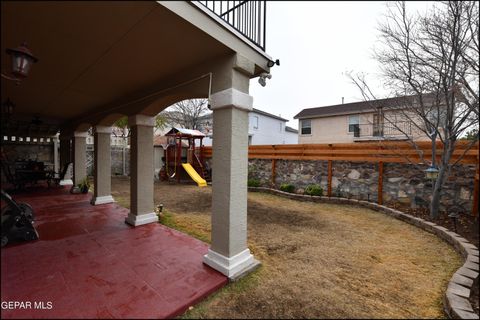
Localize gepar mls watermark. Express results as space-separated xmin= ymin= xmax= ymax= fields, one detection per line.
xmin=1 ymin=301 xmax=53 ymax=310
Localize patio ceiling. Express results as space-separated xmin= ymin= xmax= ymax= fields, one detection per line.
xmin=1 ymin=1 xmax=233 ymax=129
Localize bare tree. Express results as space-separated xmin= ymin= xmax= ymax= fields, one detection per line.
xmin=161 ymin=99 xmax=210 ymax=130
xmin=349 ymin=1 xmax=479 ymax=219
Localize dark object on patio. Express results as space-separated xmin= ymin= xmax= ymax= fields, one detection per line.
xmin=1 ymin=189 xmax=39 ymax=247
xmin=46 ymin=162 xmax=73 ymax=187
xmin=15 ymin=160 xmax=47 ymax=185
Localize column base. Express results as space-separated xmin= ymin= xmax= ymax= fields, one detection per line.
xmin=90 ymin=195 xmax=115 ymax=205
xmin=125 ymin=212 xmax=158 ymax=227
xmin=59 ymin=179 xmax=73 ymax=186
xmin=203 ymin=248 xmax=260 ymax=281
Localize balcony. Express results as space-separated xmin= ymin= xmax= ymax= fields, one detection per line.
xmin=353 ymin=121 xmax=412 ymax=141
xmin=195 ymin=1 xmax=266 ymax=51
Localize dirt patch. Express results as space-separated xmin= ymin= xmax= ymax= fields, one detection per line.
xmin=111 ymin=177 xmax=464 ymax=319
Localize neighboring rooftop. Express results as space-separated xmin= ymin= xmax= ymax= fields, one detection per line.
xmin=294 ymin=94 xmax=435 ymax=119
xmin=252 ymin=108 xmax=288 ymax=121
xmin=285 ymin=126 xmax=298 ymax=133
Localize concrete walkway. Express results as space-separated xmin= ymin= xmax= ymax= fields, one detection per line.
xmin=1 ymin=186 xmax=227 ymax=319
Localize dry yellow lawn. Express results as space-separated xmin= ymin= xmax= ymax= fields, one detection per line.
xmin=111 ymin=178 xmax=461 ymax=319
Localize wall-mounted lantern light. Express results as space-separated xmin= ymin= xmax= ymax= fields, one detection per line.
xmin=424 ymin=166 xmax=439 ymax=180
xmin=1 ymin=42 xmax=38 ymax=84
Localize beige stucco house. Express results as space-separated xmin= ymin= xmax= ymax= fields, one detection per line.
xmin=294 ymin=96 xmax=432 ymax=144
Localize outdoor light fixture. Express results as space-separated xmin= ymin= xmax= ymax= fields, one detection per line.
xmin=258 ymin=72 xmax=272 ymax=87
xmin=448 ymin=212 xmax=458 ymax=233
xmin=267 ymin=59 xmax=280 ymax=67
xmin=424 ymin=166 xmax=439 ymax=180
xmin=156 ymin=204 xmax=164 ymax=213
xmin=1 ymin=42 xmax=38 ymax=84
xmin=2 ymin=98 xmax=15 ymax=118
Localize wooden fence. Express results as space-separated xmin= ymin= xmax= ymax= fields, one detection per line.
xmin=201 ymin=141 xmax=479 ymax=215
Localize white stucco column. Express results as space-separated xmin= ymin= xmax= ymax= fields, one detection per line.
xmin=59 ymin=134 xmax=73 ymax=185
xmin=125 ymin=115 xmax=157 ymax=226
xmin=72 ymin=131 xmax=88 ymax=191
xmin=91 ymin=126 xmax=114 ymax=205
xmin=203 ymin=87 xmax=260 ymax=280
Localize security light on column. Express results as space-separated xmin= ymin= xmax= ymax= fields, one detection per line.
xmin=258 ymin=72 xmax=272 ymax=87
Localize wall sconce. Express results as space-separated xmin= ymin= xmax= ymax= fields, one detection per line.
xmin=2 ymin=98 xmax=15 ymax=122
xmin=1 ymin=42 xmax=39 ymax=85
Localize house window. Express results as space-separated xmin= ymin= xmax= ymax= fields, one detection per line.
xmin=426 ymin=108 xmax=446 ymax=125
xmin=348 ymin=115 xmax=360 ymax=133
xmin=301 ymin=120 xmax=311 ymax=135
xmin=252 ymin=116 xmax=259 ymax=129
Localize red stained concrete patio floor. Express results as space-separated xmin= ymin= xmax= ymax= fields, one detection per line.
xmin=1 ymin=186 xmax=227 ymax=319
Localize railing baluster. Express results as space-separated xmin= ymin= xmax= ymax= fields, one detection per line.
xmin=263 ymin=1 xmax=266 ymax=50
xmin=195 ymin=1 xmax=266 ymax=50
xmin=257 ymin=1 xmax=261 ymax=44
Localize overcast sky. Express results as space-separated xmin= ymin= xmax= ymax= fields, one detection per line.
xmin=249 ymin=1 xmax=432 ymax=129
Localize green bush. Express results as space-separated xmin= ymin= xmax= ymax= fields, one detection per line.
xmin=248 ymin=179 xmax=261 ymax=187
xmin=280 ymin=183 xmax=295 ymax=193
xmin=304 ymin=184 xmax=323 ymax=196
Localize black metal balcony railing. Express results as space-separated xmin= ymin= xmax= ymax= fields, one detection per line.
xmin=353 ymin=121 xmax=413 ymax=138
xmin=196 ymin=1 xmax=266 ymax=51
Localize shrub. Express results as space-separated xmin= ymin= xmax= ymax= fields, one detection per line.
xmin=248 ymin=179 xmax=261 ymax=187
xmin=280 ymin=183 xmax=295 ymax=193
xmin=304 ymin=184 xmax=323 ymax=196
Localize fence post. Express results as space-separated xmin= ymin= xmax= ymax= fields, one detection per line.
xmin=327 ymin=160 xmax=332 ymax=197
xmin=271 ymin=159 xmax=276 ymax=187
xmin=378 ymin=161 xmax=384 ymax=205
xmin=473 ymin=162 xmax=479 ymax=216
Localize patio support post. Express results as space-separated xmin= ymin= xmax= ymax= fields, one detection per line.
xmin=53 ymin=136 xmax=60 ymax=174
xmin=91 ymin=126 xmax=114 ymax=205
xmin=203 ymin=58 xmax=259 ymax=280
xmin=125 ymin=114 xmax=156 ymax=226
xmin=72 ymin=131 xmax=88 ymax=192
xmin=59 ymin=134 xmax=73 ymax=185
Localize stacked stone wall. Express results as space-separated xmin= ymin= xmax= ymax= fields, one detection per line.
xmin=247 ymin=159 xmax=476 ymax=213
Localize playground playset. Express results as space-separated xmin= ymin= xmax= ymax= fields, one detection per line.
xmin=159 ymin=127 xmax=209 ymax=187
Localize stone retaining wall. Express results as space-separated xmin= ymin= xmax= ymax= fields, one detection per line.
xmin=247 ymin=159 xmax=476 ymax=214
xmin=248 ymin=187 xmax=480 ymax=320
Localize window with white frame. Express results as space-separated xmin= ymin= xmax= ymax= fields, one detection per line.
xmin=348 ymin=115 xmax=360 ymax=133
xmin=252 ymin=116 xmax=259 ymax=129
xmin=301 ymin=119 xmax=311 ymax=135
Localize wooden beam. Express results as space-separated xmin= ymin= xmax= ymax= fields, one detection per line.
xmin=327 ymin=160 xmax=332 ymax=197
xmin=378 ymin=161 xmax=384 ymax=205
xmin=271 ymin=159 xmax=276 ymax=187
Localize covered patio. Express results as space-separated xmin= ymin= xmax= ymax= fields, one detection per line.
xmin=2 ymin=0 xmax=271 ymax=294
xmin=1 ymin=185 xmax=227 ymax=318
